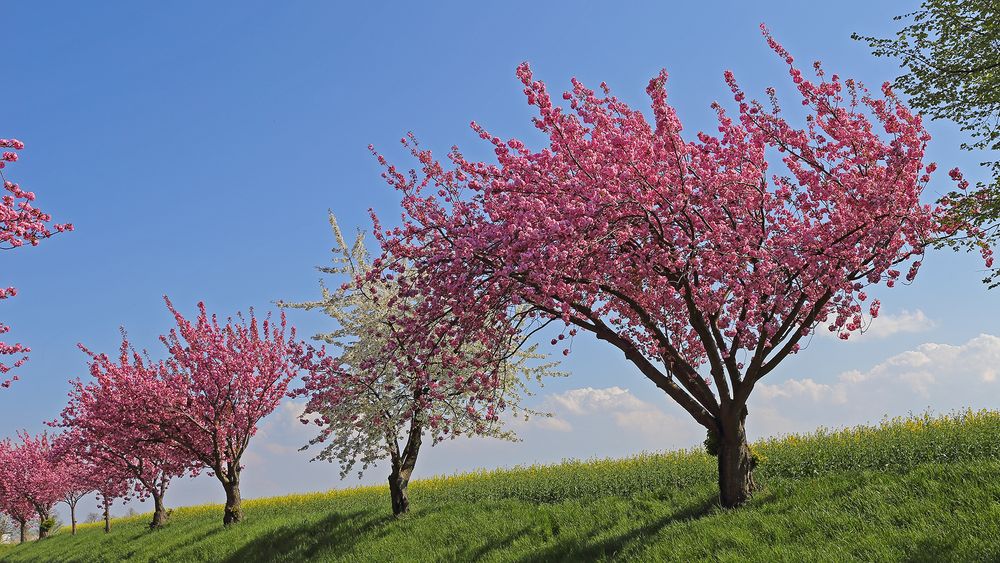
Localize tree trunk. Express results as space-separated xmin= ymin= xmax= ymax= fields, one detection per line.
xmin=70 ymin=503 xmax=77 ymax=535
xmin=716 ymin=416 xmax=756 ymax=508
xmin=37 ymin=507 xmax=51 ymax=539
xmin=150 ymin=490 xmax=169 ymax=529
xmin=104 ymin=500 xmax=111 ymax=533
xmin=18 ymin=520 xmax=26 ymax=543
xmin=387 ymin=409 xmax=422 ymax=517
xmin=388 ymin=470 xmax=411 ymax=516
xmin=221 ymin=468 xmax=243 ymax=526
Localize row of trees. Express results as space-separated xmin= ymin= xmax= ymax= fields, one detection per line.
xmin=0 ymin=5 xmax=996 ymax=541
xmin=0 ymin=141 xmax=557 ymax=536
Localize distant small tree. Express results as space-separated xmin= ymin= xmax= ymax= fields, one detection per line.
xmin=59 ymin=340 xmax=190 ymax=530
xmin=284 ymin=213 xmax=560 ymax=516
xmin=0 ymin=433 xmax=68 ymax=539
xmin=83 ymin=512 xmax=100 ymax=524
xmin=854 ymin=0 xmax=999 ymax=285
xmin=52 ymin=433 xmax=98 ymax=535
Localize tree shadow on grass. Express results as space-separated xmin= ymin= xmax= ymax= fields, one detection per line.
xmin=514 ymin=494 xmax=724 ymax=563
xmin=222 ymin=509 xmax=396 ymax=563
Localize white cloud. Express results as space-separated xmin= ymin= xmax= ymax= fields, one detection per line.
xmin=543 ymin=386 xmax=684 ymax=436
xmin=864 ymin=309 xmax=936 ymax=338
xmin=750 ymin=333 xmax=1000 ymax=436
xmin=756 ymin=378 xmax=846 ymax=404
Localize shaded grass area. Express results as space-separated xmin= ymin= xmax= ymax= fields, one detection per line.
xmin=2 ymin=410 xmax=999 ymax=562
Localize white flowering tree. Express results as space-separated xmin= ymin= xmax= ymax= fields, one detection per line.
xmin=283 ymin=213 xmax=561 ymax=515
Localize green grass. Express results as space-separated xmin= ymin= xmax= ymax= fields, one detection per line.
xmin=2 ymin=410 xmax=999 ymax=562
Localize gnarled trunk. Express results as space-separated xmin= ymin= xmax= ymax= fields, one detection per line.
xmin=388 ymin=470 xmax=411 ymax=516
xmin=716 ymin=413 xmax=756 ymax=508
xmin=37 ymin=506 xmax=51 ymax=539
xmin=387 ymin=411 xmax=423 ymax=517
xmin=150 ymin=490 xmax=169 ymax=529
xmin=219 ymin=462 xmax=243 ymax=526
xmin=222 ymin=477 xmax=243 ymax=526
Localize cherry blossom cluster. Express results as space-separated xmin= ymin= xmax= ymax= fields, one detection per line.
xmin=59 ymin=297 xmax=305 ymax=526
xmin=0 ymin=432 xmax=72 ymax=539
xmin=370 ymin=28 xmax=963 ymax=432
xmin=1 ymin=137 xmax=73 ymax=387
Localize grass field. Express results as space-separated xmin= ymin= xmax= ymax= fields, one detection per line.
xmin=1 ymin=410 xmax=999 ymax=562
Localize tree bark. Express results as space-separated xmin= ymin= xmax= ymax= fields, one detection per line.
xmin=221 ymin=466 xmax=243 ymax=526
xmin=70 ymin=503 xmax=77 ymax=535
xmin=104 ymin=500 xmax=111 ymax=534
xmin=388 ymin=470 xmax=411 ymax=516
xmin=150 ymin=490 xmax=169 ymax=529
xmin=18 ymin=520 xmax=26 ymax=543
xmin=716 ymin=414 xmax=756 ymax=508
xmin=387 ymin=412 xmax=422 ymax=517
xmin=37 ymin=507 xmax=51 ymax=539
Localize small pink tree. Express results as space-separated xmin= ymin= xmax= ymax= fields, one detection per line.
xmin=59 ymin=337 xmax=190 ymax=529
xmin=0 ymin=432 xmax=68 ymax=539
xmin=0 ymin=137 xmax=72 ymax=386
xmin=51 ymin=434 xmax=96 ymax=536
xmin=0 ymin=443 xmax=36 ymax=543
xmin=93 ymin=463 xmax=131 ymax=534
xmin=151 ymin=297 xmax=302 ymax=526
xmin=371 ymin=28 xmax=967 ymax=507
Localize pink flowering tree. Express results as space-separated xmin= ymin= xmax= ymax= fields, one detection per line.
xmin=371 ymin=28 xmax=968 ymax=508
xmin=58 ymin=337 xmax=190 ymax=529
xmin=282 ymin=213 xmax=560 ymax=515
xmin=150 ymin=298 xmax=303 ymax=526
xmin=0 ymin=137 xmax=73 ymax=386
xmin=0 ymin=443 xmax=36 ymax=543
xmin=50 ymin=433 xmax=97 ymax=536
xmin=93 ymin=461 xmax=131 ymax=534
xmin=0 ymin=432 xmax=68 ymax=539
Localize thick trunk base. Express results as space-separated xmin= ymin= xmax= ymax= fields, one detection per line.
xmin=19 ymin=521 xmax=26 ymax=543
xmin=37 ymin=509 xmax=51 ymax=540
xmin=388 ymin=474 xmax=410 ymax=516
xmin=717 ymin=427 xmax=756 ymax=508
xmin=223 ymin=481 xmax=243 ymax=526
xmin=150 ymin=494 xmax=169 ymax=529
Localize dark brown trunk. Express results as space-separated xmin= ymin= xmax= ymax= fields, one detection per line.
xmin=717 ymin=416 xmax=756 ymax=508
xmin=18 ymin=520 xmax=26 ymax=543
xmin=104 ymin=499 xmax=111 ymax=533
xmin=37 ymin=507 xmax=51 ymax=539
xmin=388 ymin=470 xmax=410 ymax=516
xmin=150 ymin=490 xmax=169 ymax=529
xmin=70 ymin=503 xmax=77 ymax=535
xmin=222 ymin=476 xmax=243 ymax=526
xmin=387 ymin=408 xmax=423 ymax=517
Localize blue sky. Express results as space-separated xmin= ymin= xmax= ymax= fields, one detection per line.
xmin=3 ymin=2 xmax=996 ymax=522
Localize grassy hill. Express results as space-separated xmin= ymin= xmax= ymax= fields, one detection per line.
xmin=1 ymin=410 xmax=999 ymax=562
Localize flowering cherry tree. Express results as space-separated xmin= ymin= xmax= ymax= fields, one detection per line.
xmin=0 ymin=138 xmax=73 ymax=387
xmin=282 ymin=214 xmax=560 ymax=515
xmin=371 ymin=28 xmax=967 ymax=508
xmin=51 ymin=433 xmax=97 ymax=536
xmin=151 ymin=298 xmax=303 ymax=526
xmin=59 ymin=337 xmax=190 ymax=529
xmin=0 ymin=432 xmax=68 ymax=539
xmin=93 ymin=463 xmax=131 ymax=534
xmin=0 ymin=443 xmax=36 ymax=543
